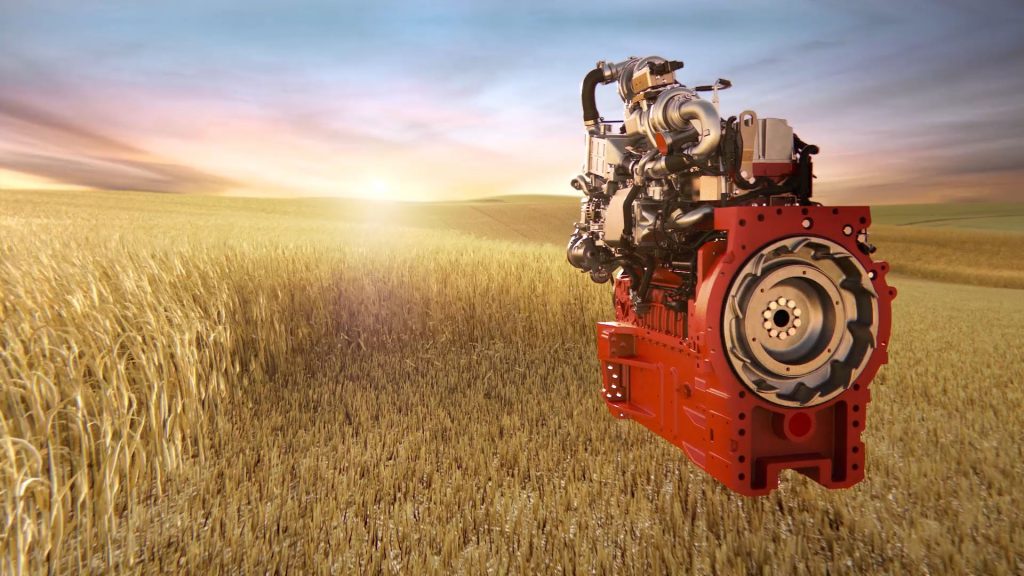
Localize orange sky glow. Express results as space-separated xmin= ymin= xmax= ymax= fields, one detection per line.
xmin=1 ymin=1 xmax=1022 ymax=204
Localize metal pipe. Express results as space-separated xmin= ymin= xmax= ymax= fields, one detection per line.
xmin=667 ymin=204 xmax=714 ymax=230
xmin=649 ymin=89 xmax=721 ymax=160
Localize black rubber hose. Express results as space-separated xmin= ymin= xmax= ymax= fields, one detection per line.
xmin=635 ymin=255 xmax=656 ymax=302
xmin=663 ymin=154 xmax=693 ymax=174
xmin=581 ymin=68 xmax=605 ymax=127
xmin=795 ymin=144 xmax=819 ymax=204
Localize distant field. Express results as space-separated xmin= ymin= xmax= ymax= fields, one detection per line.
xmin=6 ymin=191 xmax=1023 ymax=290
xmin=431 ymin=197 xmax=1024 ymax=289
xmin=392 ymin=195 xmax=1024 ymax=289
xmin=871 ymin=202 xmax=1024 ymax=231
xmin=1 ymin=189 xmax=1022 ymax=574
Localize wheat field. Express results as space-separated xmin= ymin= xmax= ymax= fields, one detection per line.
xmin=1 ymin=189 xmax=1022 ymax=574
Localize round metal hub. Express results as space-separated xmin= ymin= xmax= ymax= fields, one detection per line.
xmin=723 ymin=237 xmax=879 ymax=407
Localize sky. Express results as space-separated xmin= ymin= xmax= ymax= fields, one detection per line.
xmin=1 ymin=0 xmax=1022 ymax=203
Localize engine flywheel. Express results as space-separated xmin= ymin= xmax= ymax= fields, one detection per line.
xmin=723 ymin=236 xmax=879 ymax=407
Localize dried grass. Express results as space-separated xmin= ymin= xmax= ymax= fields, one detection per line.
xmin=1 ymin=190 xmax=1022 ymax=574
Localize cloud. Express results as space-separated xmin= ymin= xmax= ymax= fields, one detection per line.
xmin=0 ymin=97 xmax=234 ymax=193
xmin=0 ymin=152 xmax=232 ymax=194
xmin=1 ymin=0 xmax=1022 ymax=202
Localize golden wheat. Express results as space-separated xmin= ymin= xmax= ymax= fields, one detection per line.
xmin=1 ymin=189 xmax=1022 ymax=574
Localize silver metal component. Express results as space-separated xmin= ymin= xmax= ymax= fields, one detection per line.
xmin=697 ymin=175 xmax=725 ymax=201
xmin=666 ymin=204 xmax=713 ymax=230
xmin=646 ymin=185 xmax=667 ymax=201
xmin=566 ymin=234 xmax=599 ymax=271
xmin=643 ymin=156 xmax=674 ymax=179
xmin=633 ymin=200 xmax=661 ymax=245
xmin=598 ymin=58 xmax=634 ymax=83
xmin=602 ymin=187 xmax=633 ymax=247
xmin=616 ymin=56 xmax=664 ymax=103
xmin=738 ymin=110 xmax=758 ymax=181
xmin=631 ymin=65 xmax=677 ymax=94
xmin=623 ymin=108 xmax=645 ymax=138
xmin=723 ymin=237 xmax=879 ymax=407
xmin=708 ymin=78 xmax=730 ymax=112
xmin=758 ymin=118 xmax=795 ymax=163
xmin=737 ymin=112 xmax=795 ymax=179
xmin=585 ymin=133 xmax=636 ymax=181
xmin=572 ymin=175 xmax=591 ymax=194
xmin=646 ymin=88 xmax=720 ymax=159
xmin=632 ymin=149 xmax=659 ymax=182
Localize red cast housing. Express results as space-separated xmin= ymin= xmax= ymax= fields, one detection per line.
xmin=595 ymin=205 xmax=895 ymax=496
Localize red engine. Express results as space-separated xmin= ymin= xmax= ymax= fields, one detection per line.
xmin=595 ymin=206 xmax=894 ymax=495
xmin=567 ymin=56 xmax=895 ymax=495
